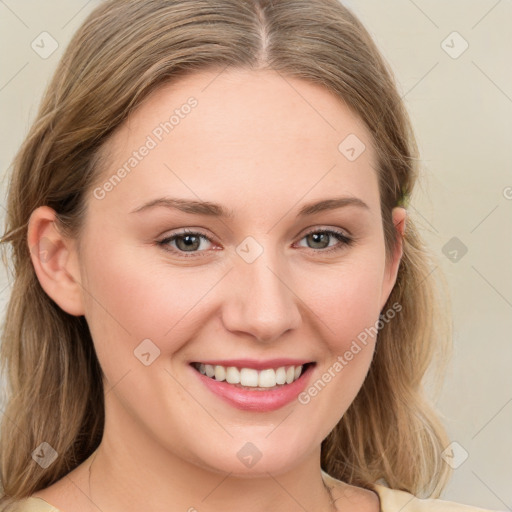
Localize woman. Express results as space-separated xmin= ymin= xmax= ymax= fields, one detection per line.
xmin=0 ymin=1 xmax=496 ymax=511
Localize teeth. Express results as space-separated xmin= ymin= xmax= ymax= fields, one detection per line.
xmin=258 ymin=369 xmax=275 ymax=388
xmin=240 ymin=368 xmax=259 ymax=387
xmin=214 ymin=365 xmax=226 ymax=381
xmin=225 ymin=366 xmax=240 ymax=384
xmin=275 ymin=366 xmax=286 ymax=385
xmin=196 ymin=363 xmax=306 ymax=388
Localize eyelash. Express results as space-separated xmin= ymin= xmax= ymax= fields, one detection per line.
xmin=157 ymin=228 xmax=354 ymax=258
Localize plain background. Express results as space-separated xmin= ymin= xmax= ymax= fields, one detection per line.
xmin=0 ymin=1 xmax=510 ymax=510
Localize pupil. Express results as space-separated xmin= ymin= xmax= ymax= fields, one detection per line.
xmin=309 ymin=233 xmax=328 ymax=249
xmin=178 ymin=235 xmax=199 ymax=251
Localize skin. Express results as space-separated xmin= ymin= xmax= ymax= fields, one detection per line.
xmin=28 ymin=68 xmax=406 ymax=512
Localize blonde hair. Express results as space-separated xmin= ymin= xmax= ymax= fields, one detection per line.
xmin=0 ymin=0 xmax=452 ymax=507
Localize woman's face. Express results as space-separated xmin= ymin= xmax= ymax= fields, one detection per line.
xmin=71 ymin=68 xmax=405 ymax=475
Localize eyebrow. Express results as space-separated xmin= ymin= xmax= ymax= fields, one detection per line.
xmin=129 ymin=196 xmax=369 ymax=217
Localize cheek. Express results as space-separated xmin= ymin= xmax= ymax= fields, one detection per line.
xmin=78 ymin=240 xmax=219 ymax=383
xmin=302 ymin=256 xmax=386 ymax=349
xmin=294 ymin=258 xmax=386 ymax=421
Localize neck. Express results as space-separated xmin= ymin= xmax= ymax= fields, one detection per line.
xmin=83 ymin=395 xmax=339 ymax=512
xmin=87 ymin=440 xmax=337 ymax=512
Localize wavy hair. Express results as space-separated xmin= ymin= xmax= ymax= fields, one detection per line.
xmin=0 ymin=0 xmax=452 ymax=507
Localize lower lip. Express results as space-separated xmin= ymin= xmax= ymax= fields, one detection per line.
xmin=191 ymin=364 xmax=315 ymax=412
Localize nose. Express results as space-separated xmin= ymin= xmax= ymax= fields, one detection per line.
xmin=221 ymin=246 xmax=302 ymax=344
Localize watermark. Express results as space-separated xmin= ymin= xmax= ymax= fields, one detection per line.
xmin=441 ymin=31 xmax=469 ymax=59
xmin=503 ymin=186 xmax=512 ymax=200
xmin=442 ymin=236 xmax=468 ymax=263
xmin=236 ymin=236 xmax=264 ymax=263
xmin=31 ymin=236 xmax=58 ymax=263
xmin=31 ymin=31 xmax=59 ymax=59
xmin=32 ymin=442 xmax=58 ymax=469
xmin=298 ymin=302 xmax=402 ymax=405
xmin=237 ymin=441 xmax=263 ymax=468
xmin=441 ymin=441 xmax=469 ymax=469
xmin=338 ymin=133 xmax=366 ymax=161
xmin=134 ymin=338 xmax=161 ymax=366
xmin=93 ymin=97 xmax=198 ymax=200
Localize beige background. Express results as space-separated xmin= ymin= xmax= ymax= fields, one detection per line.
xmin=0 ymin=1 xmax=510 ymax=509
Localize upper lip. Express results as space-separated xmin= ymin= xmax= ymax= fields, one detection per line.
xmin=190 ymin=358 xmax=314 ymax=370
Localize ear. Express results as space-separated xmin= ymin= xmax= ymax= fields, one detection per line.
xmin=379 ymin=206 xmax=407 ymax=311
xmin=27 ymin=206 xmax=85 ymax=316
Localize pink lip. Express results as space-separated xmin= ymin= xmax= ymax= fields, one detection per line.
xmin=190 ymin=362 xmax=315 ymax=412
xmin=190 ymin=358 xmax=312 ymax=370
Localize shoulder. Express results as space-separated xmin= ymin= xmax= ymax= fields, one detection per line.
xmin=371 ymin=483 xmax=499 ymax=512
xmin=3 ymin=497 xmax=61 ymax=512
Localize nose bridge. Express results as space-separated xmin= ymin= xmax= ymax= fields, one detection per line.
xmin=222 ymin=240 xmax=302 ymax=343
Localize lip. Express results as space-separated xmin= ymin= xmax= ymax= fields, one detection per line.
xmin=190 ymin=362 xmax=316 ymax=412
xmin=190 ymin=358 xmax=312 ymax=370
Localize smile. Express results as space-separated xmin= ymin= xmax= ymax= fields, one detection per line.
xmin=192 ymin=362 xmax=312 ymax=389
xmin=190 ymin=361 xmax=316 ymax=412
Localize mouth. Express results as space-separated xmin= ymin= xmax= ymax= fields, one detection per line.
xmin=190 ymin=360 xmax=316 ymax=411
xmin=190 ymin=361 xmax=315 ymax=391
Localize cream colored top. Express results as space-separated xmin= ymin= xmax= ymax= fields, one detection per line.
xmin=12 ymin=483 xmax=497 ymax=511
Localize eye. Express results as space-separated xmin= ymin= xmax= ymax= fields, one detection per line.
xmin=295 ymin=228 xmax=353 ymax=253
xmin=157 ymin=229 xmax=215 ymax=257
xmin=157 ymin=227 xmax=354 ymax=258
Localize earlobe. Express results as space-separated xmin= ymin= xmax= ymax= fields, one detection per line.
xmin=379 ymin=207 xmax=407 ymax=311
xmin=27 ymin=206 xmax=85 ymax=316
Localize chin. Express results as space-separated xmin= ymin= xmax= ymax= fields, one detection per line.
xmin=190 ymin=442 xmax=307 ymax=478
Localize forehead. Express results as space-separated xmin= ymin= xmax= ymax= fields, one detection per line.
xmin=93 ymin=68 xmax=379 ymax=216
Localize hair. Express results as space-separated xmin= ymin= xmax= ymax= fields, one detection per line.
xmin=0 ymin=0 xmax=453 ymax=507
